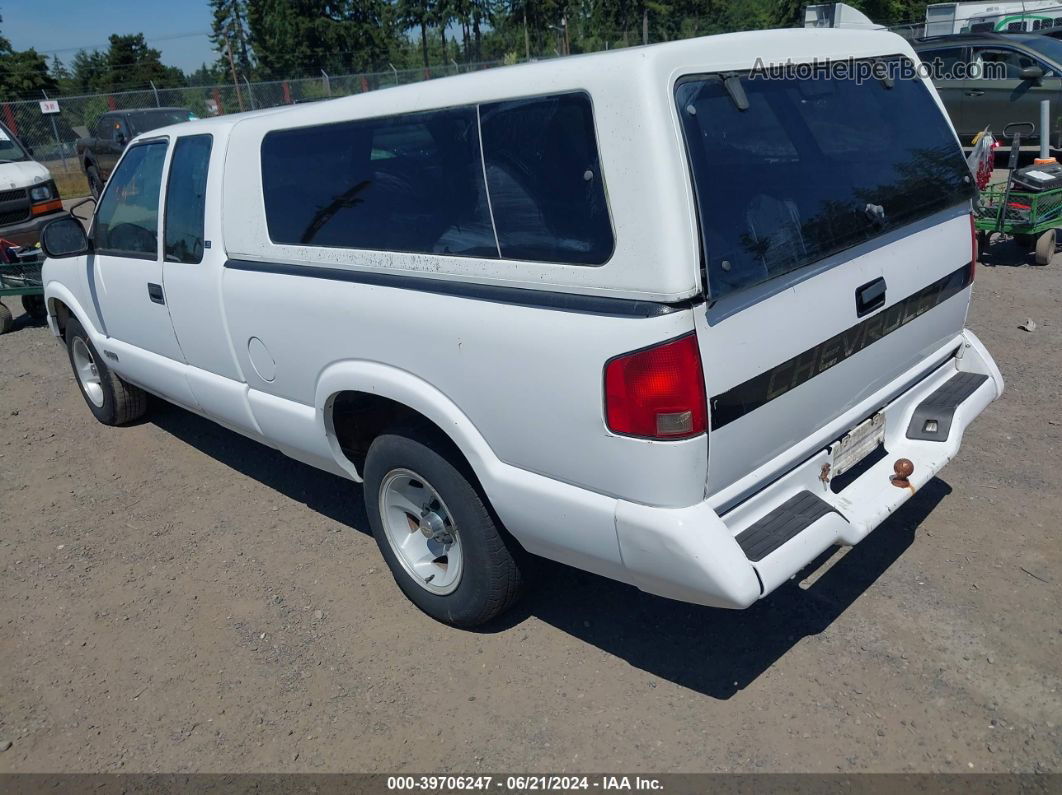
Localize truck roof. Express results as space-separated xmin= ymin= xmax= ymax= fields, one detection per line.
xmin=140 ymin=28 xmax=912 ymax=141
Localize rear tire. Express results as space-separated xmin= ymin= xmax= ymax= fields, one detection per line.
xmin=364 ymin=427 xmax=524 ymax=627
xmin=0 ymin=302 xmax=11 ymax=334
xmin=64 ymin=317 xmax=148 ymax=426
xmin=1035 ymin=228 xmax=1056 ymax=266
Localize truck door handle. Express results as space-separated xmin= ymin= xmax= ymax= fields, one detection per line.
xmin=855 ymin=277 xmax=887 ymax=317
xmin=965 ymin=89 xmax=985 ymax=97
xmin=147 ymin=282 xmax=165 ymax=304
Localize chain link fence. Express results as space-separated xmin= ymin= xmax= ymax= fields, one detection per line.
xmin=2 ymin=60 xmax=506 ymax=197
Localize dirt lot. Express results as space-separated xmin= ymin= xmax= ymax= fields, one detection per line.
xmin=1 ymin=240 xmax=1060 ymax=774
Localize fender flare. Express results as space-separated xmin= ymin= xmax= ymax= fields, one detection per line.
xmin=44 ymin=281 xmax=101 ymax=342
xmin=315 ymin=360 xmax=500 ymax=485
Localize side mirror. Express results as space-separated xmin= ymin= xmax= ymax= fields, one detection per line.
xmin=40 ymin=216 xmax=90 ymax=259
xmin=116 ymin=131 xmax=127 ymax=146
xmin=1020 ymin=65 xmax=1045 ymax=82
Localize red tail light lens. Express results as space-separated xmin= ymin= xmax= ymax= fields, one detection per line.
xmin=969 ymin=212 xmax=977 ymax=283
xmin=604 ymin=334 xmax=707 ymax=440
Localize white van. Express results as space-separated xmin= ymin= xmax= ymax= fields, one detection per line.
xmin=40 ymin=29 xmax=1003 ymax=627
xmin=0 ymin=121 xmax=67 ymax=246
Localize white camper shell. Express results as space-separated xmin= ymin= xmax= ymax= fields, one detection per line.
xmin=41 ymin=29 xmax=1003 ymax=626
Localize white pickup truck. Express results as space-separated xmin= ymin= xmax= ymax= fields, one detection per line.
xmin=41 ymin=29 xmax=1003 ymax=627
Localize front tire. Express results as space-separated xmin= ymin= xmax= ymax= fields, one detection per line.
xmin=64 ymin=317 xmax=148 ymax=426
xmin=364 ymin=428 xmax=524 ymax=627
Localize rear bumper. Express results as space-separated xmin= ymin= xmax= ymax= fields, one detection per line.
xmin=613 ymin=328 xmax=1002 ymax=608
xmin=493 ymin=329 xmax=1001 ymax=610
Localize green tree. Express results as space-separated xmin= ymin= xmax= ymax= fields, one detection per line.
xmin=246 ymin=0 xmax=397 ymax=78
xmin=0 ymin=48 xmax=57 ymax=99
xmin=50 ymin=55 xmax=71 ymax=83
xmin=0 ymin=15 xmax=58 ymax=99
xmin=398 ymin=0 xmax=433 ymax=68
xmin=246 ymin=0 xmax=302 ymax=77
xmin=69 ymin=49 xmax=109 ymax=93
xmin=186 ymin=62 xmax=225 ymax=86
xmin=211 ymin=0 xmax=255 ymax=79
xmin=102 ymin=33 xmax=185 ymax=92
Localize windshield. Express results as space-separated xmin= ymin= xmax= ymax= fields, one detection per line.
xmin=676 ymin=56 xmax=974 ymax=299
xmin=127 ymin=110 xmax=195 ymax=136
xmin=0 ymin=123 xmax=29 ymax=162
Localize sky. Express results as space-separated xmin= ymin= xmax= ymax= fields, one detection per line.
xmin=2 ymin=0 xmax=217 ymax=73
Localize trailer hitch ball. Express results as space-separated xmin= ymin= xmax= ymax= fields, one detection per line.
xmin=891 ymin=458 xmax=915 ymax=490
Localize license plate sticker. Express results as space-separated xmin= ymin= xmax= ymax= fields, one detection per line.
xmin=831 ymin=412 xmax=885 ymax=477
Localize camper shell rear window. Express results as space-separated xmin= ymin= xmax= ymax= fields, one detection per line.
xmin=676 ymin=55 xmax=975 ymax=300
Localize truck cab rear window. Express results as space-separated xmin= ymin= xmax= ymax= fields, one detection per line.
xmin=260 ymin=93 xmax=613 ymax=265
xmin=676 ymin=57 xmax=974 ymax=299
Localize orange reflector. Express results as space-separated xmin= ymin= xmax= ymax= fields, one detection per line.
xmin=31 ymin=199 xmax=64 ymax=216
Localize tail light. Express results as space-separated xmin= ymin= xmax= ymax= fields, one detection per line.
xmin=604 ymin=334 xmax=707 ymax=440
xmin=969 ymin=212 xmax=977 ymax=283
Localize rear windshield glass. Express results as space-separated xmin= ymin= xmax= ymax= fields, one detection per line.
xmin=127 ymin=110 xmax=195 ymax=136
xmin=676 ymin=56 xmax=974 ymax=299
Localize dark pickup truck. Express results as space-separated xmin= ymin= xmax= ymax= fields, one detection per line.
xmin=76 ymin=107 xmax=195 ymax=198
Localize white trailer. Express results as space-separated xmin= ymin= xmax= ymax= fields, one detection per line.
xmin=925 ymin=2 xmax=1062 ymax=36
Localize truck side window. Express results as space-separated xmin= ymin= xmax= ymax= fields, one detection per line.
xmin=261 ymin=107 xmax=496 ymax=257
xmin=972 ymin=47 xmax=1054 ymax=78
xmin=918 ymin=47 xmax=966 ymax=78
xmin=164 ymin=135 xmax=212 ymax=264
xmin=94 ymin=141 xmax=168 ymax=260
xmin=479 ymin=93 xmax=614 ymax=265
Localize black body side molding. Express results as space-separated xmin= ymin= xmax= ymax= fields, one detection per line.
xmin=224 ymin=259 xmax=696 ymax=319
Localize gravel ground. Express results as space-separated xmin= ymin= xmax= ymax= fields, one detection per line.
xmin=0 ymin=237 xmax=1060 ymax=773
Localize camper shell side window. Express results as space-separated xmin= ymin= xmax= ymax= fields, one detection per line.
xmin=260 ymin=91 xmax=614 ymax=266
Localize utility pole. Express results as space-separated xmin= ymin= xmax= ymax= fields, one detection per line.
xmin=643 ymin=7 xmax=649 ymax=45
xmin=225 ymin=38 xmax=245 ymax=112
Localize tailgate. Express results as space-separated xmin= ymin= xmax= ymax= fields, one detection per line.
xmin=675 ymin=55 xmax=975 ymax=498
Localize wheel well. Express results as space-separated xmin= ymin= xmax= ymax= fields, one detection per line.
xmin=329 ymin=391 xmax=468 ymax=478
xmin=49 ymin=298 xmax=71 ymax=338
